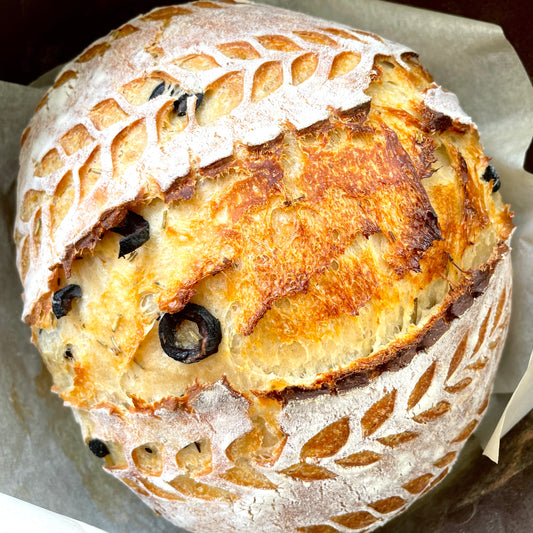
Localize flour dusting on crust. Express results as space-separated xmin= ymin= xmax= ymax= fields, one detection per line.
xmin=424 ymin=86 xmax=473 ymax=124
xmin=16 ymin=0 xmax=419 ymax=322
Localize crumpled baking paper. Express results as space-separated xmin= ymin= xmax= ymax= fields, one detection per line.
xmin=0 ymin=0 xmax=532 ymax=531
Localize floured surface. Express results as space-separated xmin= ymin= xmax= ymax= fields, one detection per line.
xmin=423 ymin=87 xmax=472 ymax=125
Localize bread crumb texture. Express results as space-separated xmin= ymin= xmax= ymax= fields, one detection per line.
xmin=16 ymin=2 xmax=513 ymax=532
xmin=71 ymin=253 xmax=511 ymax=532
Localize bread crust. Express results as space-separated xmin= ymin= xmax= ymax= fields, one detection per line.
xmin=73 ymin=250 xmax=511 ymax=533
xmin=260 ymin=239 xmax=508 ymax=403
xmin=15 ymin=2 xmax=514 ymax=532
xmin=15 ymin=0 xmax=477 ymax=326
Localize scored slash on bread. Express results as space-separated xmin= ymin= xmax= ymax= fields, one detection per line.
xmin=73 ymin=254 xmax=511 ymax=532
xmin=16 ymin=0 xmax=481 ymax=326
xmin=15 ymin=1 xmax=513 ymax=532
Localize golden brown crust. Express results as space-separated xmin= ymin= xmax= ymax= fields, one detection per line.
xmin=257 ymin=239 xmax=508 ymax=403
xmin=27 ymin=47 xmax=513 ymax=408
xmin=16 ymin=3 xmax=515 ymax=532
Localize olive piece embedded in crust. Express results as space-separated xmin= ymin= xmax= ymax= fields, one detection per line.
xmin=111 ymin=210 xmax=150 ymax=258
xmin=173 ymin=92 xmax=204 ymax=116
xmin=149 ymin=81 xmax=166 ymax=100
xmin=173 ymin=94 xmax=189 ymax=116
xmin=87 ymin=438 xmax=110 ymax=458
xmin=481 ymin=164 xmax=501 ymax=192
xmin=52 ymin=284 xmax=82 ymax=319
xmin=194 ymin=92 xmax=204 ymax=109
xmin=158 ymin=303 xmax=222 ymax=364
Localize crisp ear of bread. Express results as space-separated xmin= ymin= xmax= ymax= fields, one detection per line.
xmin=15 ymin=1 xmax=512 ymax=532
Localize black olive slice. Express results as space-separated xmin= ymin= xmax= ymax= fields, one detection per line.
xmin=149 ymin=81 xmax=166 ymax=100
xmin=194 ymin=93 xmax=204 ymax=108
xmin=481 ymin=164 xmax=501 ymax=192
xmin=87 ymin=438 xmax=110 ymax=458
xmin=173 ymin=94 xmax=189 ymax=116
xmin=173 ymin=92 xmax=204 ymax=117
xmin=111 ymin=211 xmax=150 ymax=258
xmin=159 ymin=303 xmax=222 ymax=364
xmin=52 ymin=284 xmax=82 ymax=319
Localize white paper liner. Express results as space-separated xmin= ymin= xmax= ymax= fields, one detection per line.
xmin=483 ymin=347 xmax=533 ymax=461
xmin=0 ymin=493 xmax=108 ymax=533
xmin=1 ymin=0 xmax=532 ymax=531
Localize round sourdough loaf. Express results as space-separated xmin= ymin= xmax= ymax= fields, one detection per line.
xmin=15 ymin=1 xmax=513 ymax=532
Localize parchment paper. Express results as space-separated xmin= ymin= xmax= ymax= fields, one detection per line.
xmin=1 ymin=0 xmax=532 ymax=531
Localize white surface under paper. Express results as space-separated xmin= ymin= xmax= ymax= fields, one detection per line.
xmin=0 ymin=1 xmax=532 ymax=531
